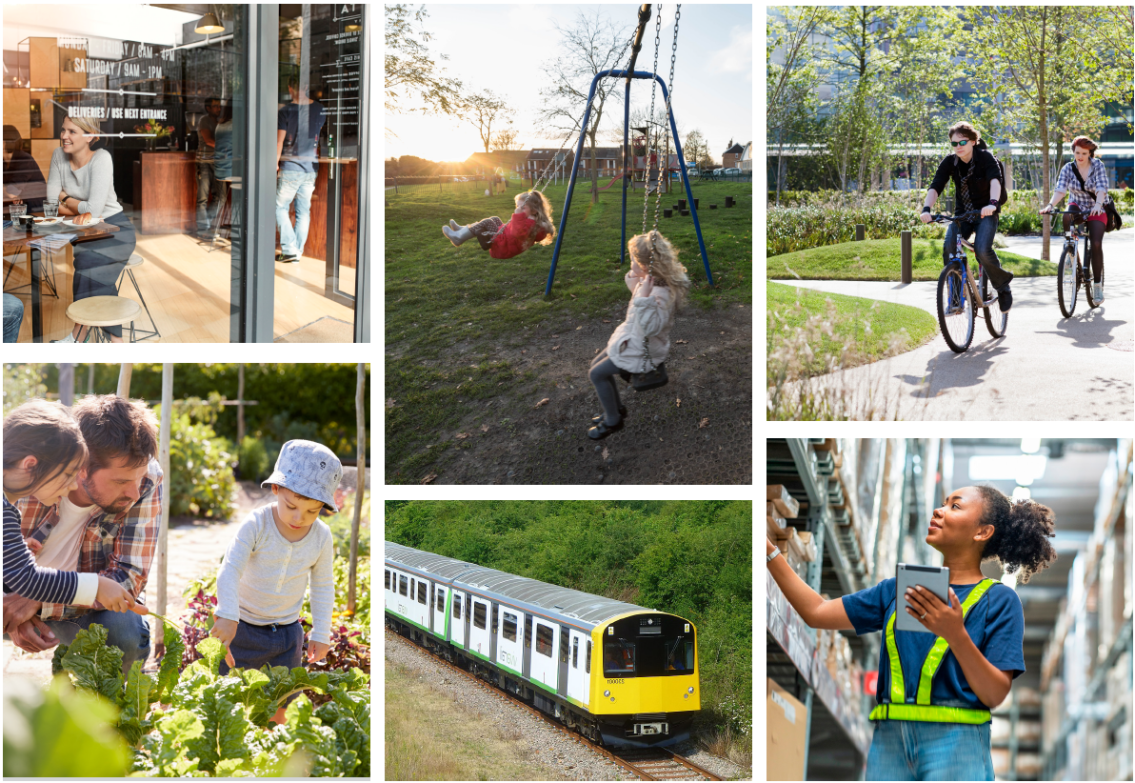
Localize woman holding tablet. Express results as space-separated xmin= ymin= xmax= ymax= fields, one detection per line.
xmin=47 ymin=115 xmax=137 ymax=343
xmin=766 ymin=485 xmax=1057 ymax=781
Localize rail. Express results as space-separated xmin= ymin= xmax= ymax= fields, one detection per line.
xmin=386 ymin=628 xmax=721 ymax=781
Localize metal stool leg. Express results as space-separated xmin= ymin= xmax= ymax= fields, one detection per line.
xmin=127 ymin=269 xmax=161 ymax=341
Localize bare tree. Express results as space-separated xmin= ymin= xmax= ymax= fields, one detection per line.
xmin=539 ymin=10 xmax=632 ymax=203
xmin=683 ymin=129 xmax=710 ymax=172
xmin=491 ymin=128 xmax=521 ymax=151
xmin=462 ymin=89 xmax=515 ymax=154
xmin=385 ymin=4 xmax=463 ymax=137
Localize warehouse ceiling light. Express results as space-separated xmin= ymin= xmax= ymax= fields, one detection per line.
xmin=1020 ymin=438 xmax=1041 ymax=454
xmin=1012 ymin=486 xmax=1031 ymax=502
xmin=195 ymin=11 xmax=224 ymax=34
xmin=968 ymin=455 xmax=1047 ymax=483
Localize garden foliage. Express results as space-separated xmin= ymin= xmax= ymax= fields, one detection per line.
xmin=156 ymin=395 xmax=237 ymax=519
xmin=50 ymin=623 xmax=369 ymax=777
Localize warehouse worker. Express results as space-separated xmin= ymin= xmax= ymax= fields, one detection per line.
xmin=766 ymin=485 xmax=1058 ymax=781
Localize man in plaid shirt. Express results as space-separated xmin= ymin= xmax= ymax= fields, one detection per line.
xmin=3 ymin=395 xmax=163 ymax=675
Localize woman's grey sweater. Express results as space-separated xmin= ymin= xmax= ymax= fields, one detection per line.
xmin=44 ymin=147 xmax=123 ymax=218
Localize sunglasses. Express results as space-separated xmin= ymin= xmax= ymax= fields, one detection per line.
xmin=949 ymin=140 xmax=971 ymax=148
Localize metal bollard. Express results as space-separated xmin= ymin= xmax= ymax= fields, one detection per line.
xmin=856 ymin=224 xmax=865 ymax=241
xmin=901 ymin=231 xmax=912 ymax=284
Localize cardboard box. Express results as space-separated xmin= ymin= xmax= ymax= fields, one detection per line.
xmin=767 ymin=679 xmax=808 ymax=781
xmin=767 ymin=485 xmax=800 ymax=519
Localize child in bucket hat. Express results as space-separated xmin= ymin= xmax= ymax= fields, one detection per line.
xmin=210 ymin=440 xmax=342 ymax=724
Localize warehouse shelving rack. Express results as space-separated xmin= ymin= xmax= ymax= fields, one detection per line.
xmin=992 ymin=688 xmax=1043 ymax=781
xmin=767 ymin=438 xmax=885 ymax=780
xmin=1038 ymin=446 xmax=1133 ymax=782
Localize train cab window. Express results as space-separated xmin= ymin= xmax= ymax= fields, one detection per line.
xmin=667 ymin=637 xmax=695 ymax=672
xmin=535 ymin=624 xmax=553 ymax=657
xmin=398 ymin=575 xmax=408 ymax=596
xmin=417 ymin=582 xmax=427 ymax=605
xmin=604 ymin=638 xmax=636 ymax=676
xmin=453 ymin=594 xmax=462 ymax=620
xmin=524 ymin=615 xmax=532 ymax=648
xmin=586 ymin=641 xmax=592 ymax=674
xmin=503 ymin=612 xmax=518 ymax=642
xmin=572 ymin=637 xmax=579 ymax=669
xmin=436 ymin=588 xmax=445 ymax=613
xmin=473 ymin=602 xmax=487 ymax=630
xmin=384 ymin=570 xmax=390 ymax=590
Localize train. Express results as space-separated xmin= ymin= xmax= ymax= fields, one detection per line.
xmin=385 ymin=541 xmax=701 ymax=747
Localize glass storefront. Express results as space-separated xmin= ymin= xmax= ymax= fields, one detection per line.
xmin=2 ymin=4 xmax=369 ymax=343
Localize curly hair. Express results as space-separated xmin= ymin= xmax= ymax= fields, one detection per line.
xmin=975 ymin=485 xmax=1057 ymax=583
xmin=515 ymin=190 xmax=556 ymax=245
xmin=627 ymin=230 xmax=691 ymax=309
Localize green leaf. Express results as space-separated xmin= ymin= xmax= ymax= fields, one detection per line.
xmin=56 ymin=624 xmax=124 ymax=703
xmin=181 ymin=678 xmax=250 ymax=773
xmin=117 ymin=661 xmax=156 ymax=746
xmin=154 ymin=621 xmax=184 ymax=704
xmin=195 ymin=635 xmax=227 ymax=677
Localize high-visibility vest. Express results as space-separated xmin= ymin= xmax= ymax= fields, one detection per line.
xmin=869 ymin=578 xmax=998 ymax=724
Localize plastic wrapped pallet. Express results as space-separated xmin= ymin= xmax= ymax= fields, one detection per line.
xmin=766 ymin=502 xmax=786 ymax=538
xmin=796 ymin=531 xmax=817 ymax=562
xmin=1016 ymin=752 xmax=1041 ymax=779
xmin=766 ymin=485 xmax=800 ymax=519
xmin=991 ymin=748 xmax=1010 ymax=777
xmin=1098 ymin=536 xmax=1126 ymax=658
xmin=1018 ymin=719 xmax=1041 ymax=744
xmin=990 ymin=716 xmax=1011 ymax=743
xmin=1042 ymin=678 xmax=1065 ymax=748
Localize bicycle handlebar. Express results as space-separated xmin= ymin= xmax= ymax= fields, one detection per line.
xmin=927 ymin=210 xmax=984 ymax=224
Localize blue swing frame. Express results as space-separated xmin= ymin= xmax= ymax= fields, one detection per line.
xmin=543 ymin=68 xmax=713 ymax=296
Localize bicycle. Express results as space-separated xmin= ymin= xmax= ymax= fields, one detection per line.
xmin=927 ymin=211 xmax=1008 ymax=353
xmin=1046 ymin=208 xmax=1104 ymax=317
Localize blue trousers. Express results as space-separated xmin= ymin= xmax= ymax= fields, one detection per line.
xmin=866 ymin=720 xmax=994 ymax=781
xmin=943 ymin=215 xmax=1013 ymax=291
xmin=3 ymin=293 xmax=23 ymax=342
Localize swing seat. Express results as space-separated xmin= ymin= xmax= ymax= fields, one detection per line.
xmin=619 ymin=363 xmax=668 ymax=391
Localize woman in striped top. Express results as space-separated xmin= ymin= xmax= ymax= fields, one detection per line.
xmin=3 ymin=399 xmax=135 ymax=611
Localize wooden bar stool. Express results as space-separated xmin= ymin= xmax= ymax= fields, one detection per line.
xmin=66 ymin=296 xmax=140 ymax=343
xmin=115 ymin=254 xmax=161 ymax=341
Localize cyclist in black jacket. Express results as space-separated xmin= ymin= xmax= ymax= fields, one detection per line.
xmin=920 ymin=122 xmax=1014 ymax=311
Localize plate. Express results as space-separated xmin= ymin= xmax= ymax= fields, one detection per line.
xmin=62 ymin=217 xmax=101 ymax=227
xmin=35 ymin=217 xmax=63 ymax=225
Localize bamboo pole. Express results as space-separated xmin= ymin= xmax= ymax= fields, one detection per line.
xmin=348 ymin=364 xmax=365 ymax=613
xmin=58 ymin=364 xmax=74 ymax=406
xmin=154 ymin=364 xmax=173 ymax=655
xmin=116 ymin=364 xmax=132 ymax=398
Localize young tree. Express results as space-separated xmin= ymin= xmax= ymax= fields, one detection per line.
xmin=462 ymin=89 xmax=515 ymax=154
xmin=964 ymin=6 xmax=1128 ymax=258
xmin=538 ymin=10 xmax=631 ymax=203
xmin=384 ymin=4 xmax=463 ymax=136
xmin=491 ymin=128 xmax=521 ymax=151
xmin=767 ymin=6 xmax=827 ymax=203
xmin=683 ymin=129 xmax=710 ymax=172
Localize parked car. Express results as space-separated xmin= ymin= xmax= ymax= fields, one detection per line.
xmin=722 ymin=167 xmax=743 ymax=176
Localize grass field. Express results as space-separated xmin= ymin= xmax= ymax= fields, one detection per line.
xmin=385 ymin=657 xmax=563 ymax=781
xmin=768 ymin=282 xmax=938 ymax=377
xmin=385 ymin=181 xmax=752 ymax=484
xmin=767 ymin=237 xmax=1057 ymax=281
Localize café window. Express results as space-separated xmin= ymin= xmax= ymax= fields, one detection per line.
xmin=2 ymin=4 xmax=369 ymax=343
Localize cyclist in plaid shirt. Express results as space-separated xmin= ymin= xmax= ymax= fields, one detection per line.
xmin=3 ymin=395 xmax=162 ymax=675
xmin=1041 ymin=136 xmax=1112 ymax=302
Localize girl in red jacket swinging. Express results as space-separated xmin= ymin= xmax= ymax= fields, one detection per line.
xmin=442 ymin=190 xmax=556 ymax=259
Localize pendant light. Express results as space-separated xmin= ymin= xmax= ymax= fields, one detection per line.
xmin=195 ymin=12 xmax=224 ymax=35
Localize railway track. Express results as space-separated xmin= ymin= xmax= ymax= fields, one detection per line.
xmin=387 ymin=628 xmax=722 ymax=781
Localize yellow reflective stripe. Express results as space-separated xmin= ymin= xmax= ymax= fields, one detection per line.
xmin=869 ymin=703 xmax=991 ymax=724
xmin=884 ymin=610 xmax=905 ymax=704
xmin=915 ymin=579 xmax=998 ymax=705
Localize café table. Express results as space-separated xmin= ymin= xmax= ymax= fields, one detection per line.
xmin=2 ymin=214 xmax=120 ymax=343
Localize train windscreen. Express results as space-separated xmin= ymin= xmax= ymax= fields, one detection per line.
xmin=603 ymin=615 xmax=695 ymax=678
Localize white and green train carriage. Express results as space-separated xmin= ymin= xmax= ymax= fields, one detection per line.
xmin=385 ymin=541 xmax=701 ymax=746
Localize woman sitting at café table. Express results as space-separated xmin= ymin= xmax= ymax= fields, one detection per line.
xmin=47 ymin=115 xmax=137 ymax=343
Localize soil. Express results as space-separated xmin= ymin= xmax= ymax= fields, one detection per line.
xmin=417 ymin=300 xmax=752 ymax=484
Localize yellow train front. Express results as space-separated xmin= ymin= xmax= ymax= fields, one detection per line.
xmin=590 ymin=612 xmax=700 ymax=746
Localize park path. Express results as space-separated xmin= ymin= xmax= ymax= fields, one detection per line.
xmin=771 ymin=228 xmax=1134 ymax=420
xmin=2 ymin=483 xmax=273 ymax=686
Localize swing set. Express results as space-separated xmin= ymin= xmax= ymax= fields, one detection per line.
xmin=533 ymin=4 xmax=713 ymax=296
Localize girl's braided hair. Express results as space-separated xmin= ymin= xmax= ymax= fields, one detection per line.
xmin=976 ymin=485 xmax=1057 ymax=584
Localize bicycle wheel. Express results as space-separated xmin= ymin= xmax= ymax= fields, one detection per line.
xmin=1057 ymin=246 xmax=1078 ymax=318
xmin=937 ymin=262 xmax=974 ymax=353
xmin=981 ymin=271 xmax=1008 ymax=338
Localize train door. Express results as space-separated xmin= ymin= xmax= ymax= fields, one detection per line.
xmin=497 ymin=609 xmax=523 ymax=676
xmin=489 ymin=603 xmax=499 ymax=661
xmin=470 ymin=598 xmax=490 ymax=657
xmin=530 ymin=619 xmax=557 ymax=691
xmin=522 ymin=614 xmax=533 ymax=679
xmin=450 ymin=590 xmax=464 ymax=649
xmin=557 ymin=625 xmax=570 ymax=698
xmin=433 ymin=584 xmax=447 ymax=639
xmin=566 ymin=628 xmax=589 ymax=706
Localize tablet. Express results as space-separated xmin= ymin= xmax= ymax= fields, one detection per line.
xmin=895 ymin=563 xmax=950 ymax=634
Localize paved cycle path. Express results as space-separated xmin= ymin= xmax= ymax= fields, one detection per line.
xmin=771 ymin=229 xmax=1134 ymax=420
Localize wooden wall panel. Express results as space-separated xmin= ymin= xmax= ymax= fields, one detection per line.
xmin=338 ymin=161 xmax=357 ymax=270
xmin=59 ymin=45 xmax=87 ymax=90
xmin=138 ymin=151 xmax=196 ymax=234
xmin=29 ymin=38 xmax=59 ymax=89
xmin=3 ymin=88 xmax=31 ymax=138
xmin=30 ymin=91 xmax=54 ymax=139
xmin=30 ymin=141 xmax=56 ymax=185
xmin=279 ymin=161 xmax=357 ymax=267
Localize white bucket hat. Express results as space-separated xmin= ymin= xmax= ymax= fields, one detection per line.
xmin=262 ymin=439 xmax=343 ymax=512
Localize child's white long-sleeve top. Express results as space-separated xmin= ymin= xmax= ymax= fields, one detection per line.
xmin=606 ymin=268 xmax=675 ymax=372
xmin=215 ymin=504 xmax=335 ymax=644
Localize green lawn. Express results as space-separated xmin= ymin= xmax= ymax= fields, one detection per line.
xmin=768 ymin=282 xmax=938 ymax=377
xmin=767 ymin=237 xmax=1057 ymax=281
xmin=385 ymin=181 xmax=752 ymax=483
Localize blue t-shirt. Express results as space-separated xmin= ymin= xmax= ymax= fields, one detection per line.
xmin=843 ymin=578 xmax=1025 ymax=711
xmin=277 ymin=102 xmax=325 ymax=173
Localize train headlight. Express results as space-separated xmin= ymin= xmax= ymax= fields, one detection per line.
xmin=604 ymin=690 xmax=610 ymax=697
xmin=610 ymin=697 xmax=616 ymax=702
xmin=684 ymin=693 xmax=689 ymax=699
xmin=688 ymin=687 xmax=694 ymax=694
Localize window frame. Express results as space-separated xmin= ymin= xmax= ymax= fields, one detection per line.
xmin=473 ymin=601 xmax=487 ymax=630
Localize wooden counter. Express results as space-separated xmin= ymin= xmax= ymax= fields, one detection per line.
xmin=281 ymin=159 xmax=357 ymax=267
xmin=135 ymin=151 xmax=197 ymax=234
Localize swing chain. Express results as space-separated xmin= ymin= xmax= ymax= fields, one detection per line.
xmin=642 ymin=6 xmax=663 ymax=237
xmin=652 ymin=4 xmax=680 ymax=238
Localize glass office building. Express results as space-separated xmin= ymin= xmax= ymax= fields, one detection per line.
xmin=3 ymin=4 xmax=370 ymax=342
